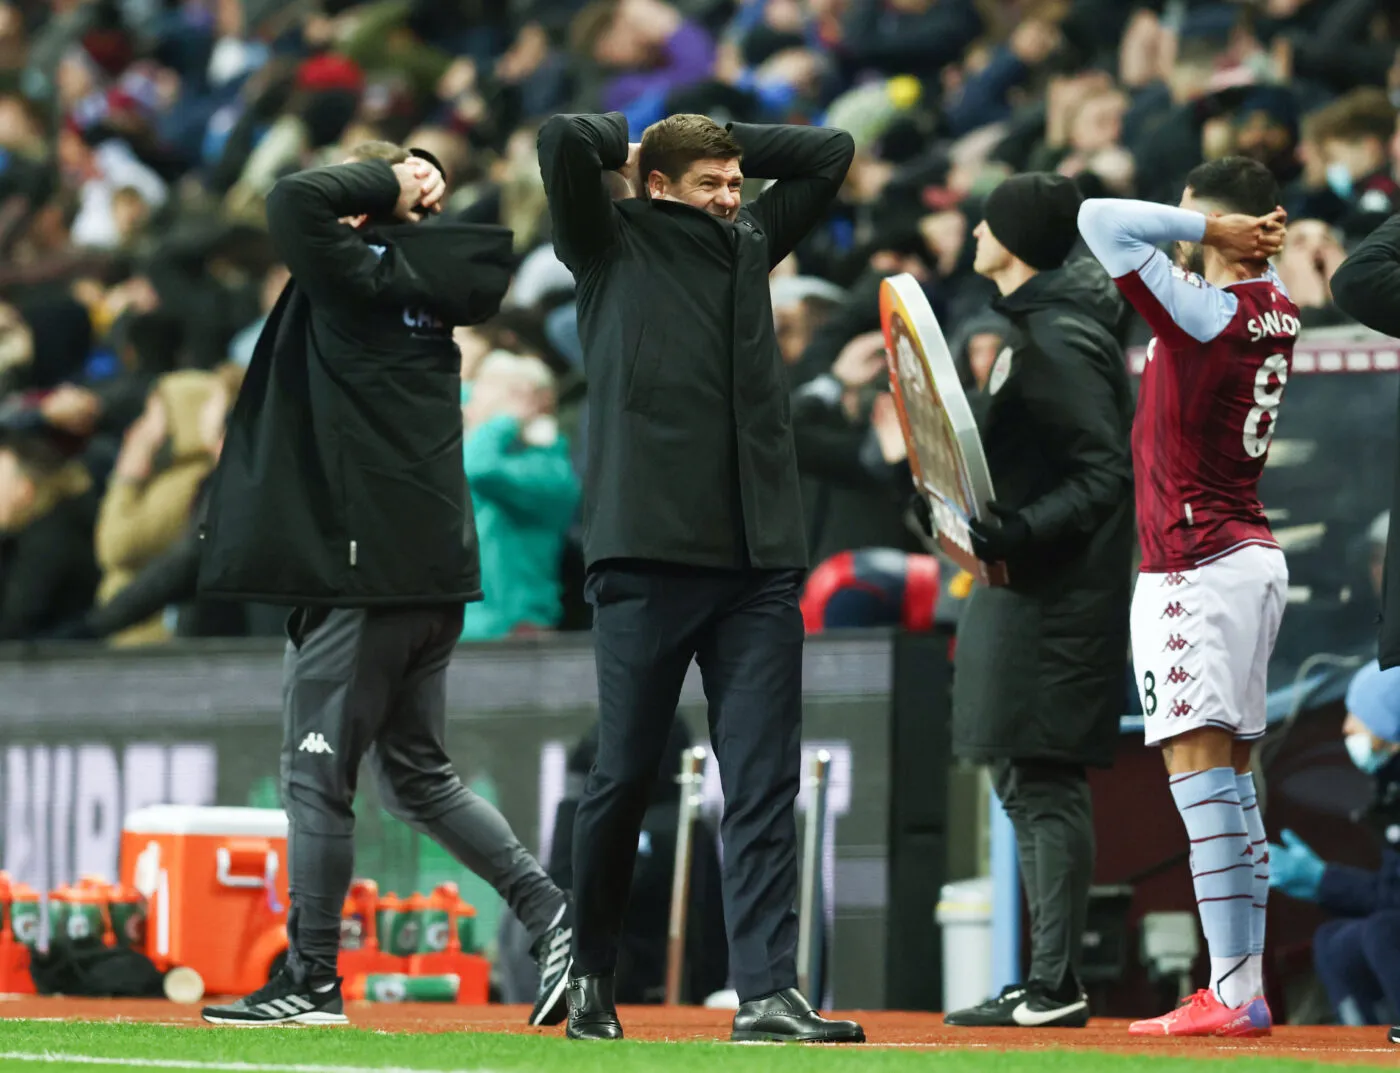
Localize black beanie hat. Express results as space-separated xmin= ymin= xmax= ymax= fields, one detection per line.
xmin=983 ymin=173 xmax=1083 ymax=272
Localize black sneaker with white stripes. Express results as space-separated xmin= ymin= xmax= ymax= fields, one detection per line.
xmin=202 ymin=968 xmax=348 ymax=1026
xmin=529 ymin=899 xmax=574 ymax=1026
xmin=944 ymin=980 xmax=1089 ymax=1028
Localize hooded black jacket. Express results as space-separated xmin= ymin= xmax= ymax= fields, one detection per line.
xmin=537 ymin=112 xmax=854 ymax=570
xmin=197 ymin=160 xmax=514 ymax=606
xmin=952 ymin=261 xmax=1135 ymax=768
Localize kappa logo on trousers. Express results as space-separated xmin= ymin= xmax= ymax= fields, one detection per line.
xmin=298 ymin=732 xmax=334 ymax=755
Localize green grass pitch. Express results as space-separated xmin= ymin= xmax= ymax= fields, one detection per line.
xmin=0 ymin=1020 xmax=1373 ymax=1073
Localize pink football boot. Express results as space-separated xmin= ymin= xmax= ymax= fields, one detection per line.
xmin=1129 ymin=990 xmax=1272 ymax=1037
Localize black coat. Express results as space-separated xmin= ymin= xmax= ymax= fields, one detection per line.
xmin=951 ymin=263 xmax=1135 ymax=769
xmin=0 ymin=483 xmax=99 ymax=642
xmin=197 ymin=161 xmax=514 ymax=607
xmin=537 ymin=112 xmax=854 ymax=570
xmin=1331 ymin=213 xmax=1400 ymax=668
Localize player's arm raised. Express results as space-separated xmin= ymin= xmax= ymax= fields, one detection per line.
xmin=1077 ymin=199 xmax=1280 ymax=346
xmin=1331 ymin=212 xmax=1400 ymax=339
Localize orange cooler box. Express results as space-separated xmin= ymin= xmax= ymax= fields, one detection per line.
xmin=120 ymin=806 xmax=289 ymax=997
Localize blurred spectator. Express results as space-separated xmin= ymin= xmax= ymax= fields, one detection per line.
xmin=461 ymin=352 xmax=580 ymax=641
xmin=770 ymin=274 xmax=844 ymax=366
xmin=1290 ymin=88 xmax=1399 ymax=239
xmin=1274 ymin=218 xmax=1349 ymax=327
xmin=1270 ymin=660 xmax=1400 ymax=1025
xmin=840 ymin=0 xmax=982 ymax=80
xmin=571 ymin=0 xmax=716 ymax=124
xmin=790 ymin=328 xmax=916 ymax=562
xmin=52 ymin=362 xmax=254 ymax=643
xmin=228 ymin=262 xmax=289 ymax=367
xmin=60 ymin=124 xmax=167 ymax=250
xmin=0 ymin=432 xmax=99 ymax=641
xmin=93 ymin=369 xmax=222 ymax=646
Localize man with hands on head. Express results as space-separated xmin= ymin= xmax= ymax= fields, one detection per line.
xmin=198 ymin=142 xmax=574 ymax=1029
xmin=538 ymin=109 xmax=862 ymax=1044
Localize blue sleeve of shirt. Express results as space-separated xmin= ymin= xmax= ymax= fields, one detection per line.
xmin=1077 ymin=198 xmax=1237 ymax=344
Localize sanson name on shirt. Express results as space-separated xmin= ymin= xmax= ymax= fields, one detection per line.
xmin=1246 ymin=310 xmax=1300 ymax=343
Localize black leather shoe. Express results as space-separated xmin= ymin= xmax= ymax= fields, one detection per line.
xmin=565 ymin=973 xmax=623 ymax=1040
xmin=731 ymin=988 xmax=865 ymax=1043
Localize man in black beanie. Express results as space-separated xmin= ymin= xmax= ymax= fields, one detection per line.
xmin=945 ymin=173 xmax=1135 ymax=1027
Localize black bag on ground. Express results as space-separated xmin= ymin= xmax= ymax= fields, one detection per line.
xmin=29 ymin=944 xmax=165 ymax=997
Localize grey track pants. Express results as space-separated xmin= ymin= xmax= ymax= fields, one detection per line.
xmin=991 ymin=758 xmax=1095 ymax=993
xmin=279 ymin=604 xmax=563 ymax=983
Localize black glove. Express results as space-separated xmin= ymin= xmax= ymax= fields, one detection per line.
xmin=968 ymin=501 xmax=1031 ymax=563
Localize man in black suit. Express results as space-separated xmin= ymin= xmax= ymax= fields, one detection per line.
xmin=538 ymin=111 xmax=862 ymax=1043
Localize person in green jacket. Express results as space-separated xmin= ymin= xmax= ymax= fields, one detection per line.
xmin=461 ymin=351 xmax=580 ymax=641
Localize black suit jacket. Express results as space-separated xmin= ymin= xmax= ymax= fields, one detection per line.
xmin=538 ymin=113 xmax=854 ymax=570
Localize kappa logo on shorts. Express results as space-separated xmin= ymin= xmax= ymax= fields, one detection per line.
xmin=1163 ymin=634 xmax=1192 ymax=652
xmin=1160 ymin=601 xmax=1192 ymax=619
xmin=1165 ymin=666 xmax=1195 ymax=685
xmin=298 ymin=732 xmax=334 ymax=755
xmin=1169 ymin=700 xmax=1194 ymax=719
xmin=1163 ymin=572 xmax=1189 ymax=586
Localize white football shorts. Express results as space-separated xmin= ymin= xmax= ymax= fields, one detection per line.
xmin=1131 ymin=544 xmax=1288 ymax=747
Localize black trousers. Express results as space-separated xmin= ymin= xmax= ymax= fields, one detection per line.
xmin=991 ymin=758 xmax=1094 ymax=993
xmin=572 ymin=562 xmax=805 ymax=1002
xmin=280 ymin=604 xmax=562 ymax=982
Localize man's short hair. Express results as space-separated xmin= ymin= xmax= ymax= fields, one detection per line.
xmin=1184 ymin=156 xmax=1280 ymax=218
xmin=345 ymin=140 xmax=410 ymax=166
xmin=638 ymin=114 xmax=742 ymax=186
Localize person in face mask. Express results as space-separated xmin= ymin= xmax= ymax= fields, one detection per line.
xmin=1267 ymin=659 xmax=1400 ymax=1028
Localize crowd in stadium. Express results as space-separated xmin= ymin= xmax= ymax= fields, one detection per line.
xmin=0 ymin=0 xmax=1396 ymax=644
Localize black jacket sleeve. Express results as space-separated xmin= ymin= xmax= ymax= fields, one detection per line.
xmin=84 ymin=528 xmax=201 ymax=639
xmin=730 ymin=123 xmax=855 ymax=269
xmin=1331 ymin=213 xmax=1400 ymax=338
xmin=537 ymin=113 xmax=630 ymax=270
xmin=1018 ymin=334 xmax=1132 ymax=544
xmin=264 ymin=160 xmax=424 ymax=311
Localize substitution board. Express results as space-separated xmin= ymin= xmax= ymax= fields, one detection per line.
xmin=879 ymin=273 xmax=1005 ymax=584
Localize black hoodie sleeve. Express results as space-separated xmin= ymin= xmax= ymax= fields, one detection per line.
xmin=1332 ymin=214 xmax=1400 ymax=339
xmin=537 ymin=113 xmax=629 ymax=271
xmin=1017 ymin=329 xmax=1132 ymax=544
xmin=264 ymin=160 xmax=428 ymax=312
xmin=729 ymin=123 xmax=855 ymax=269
